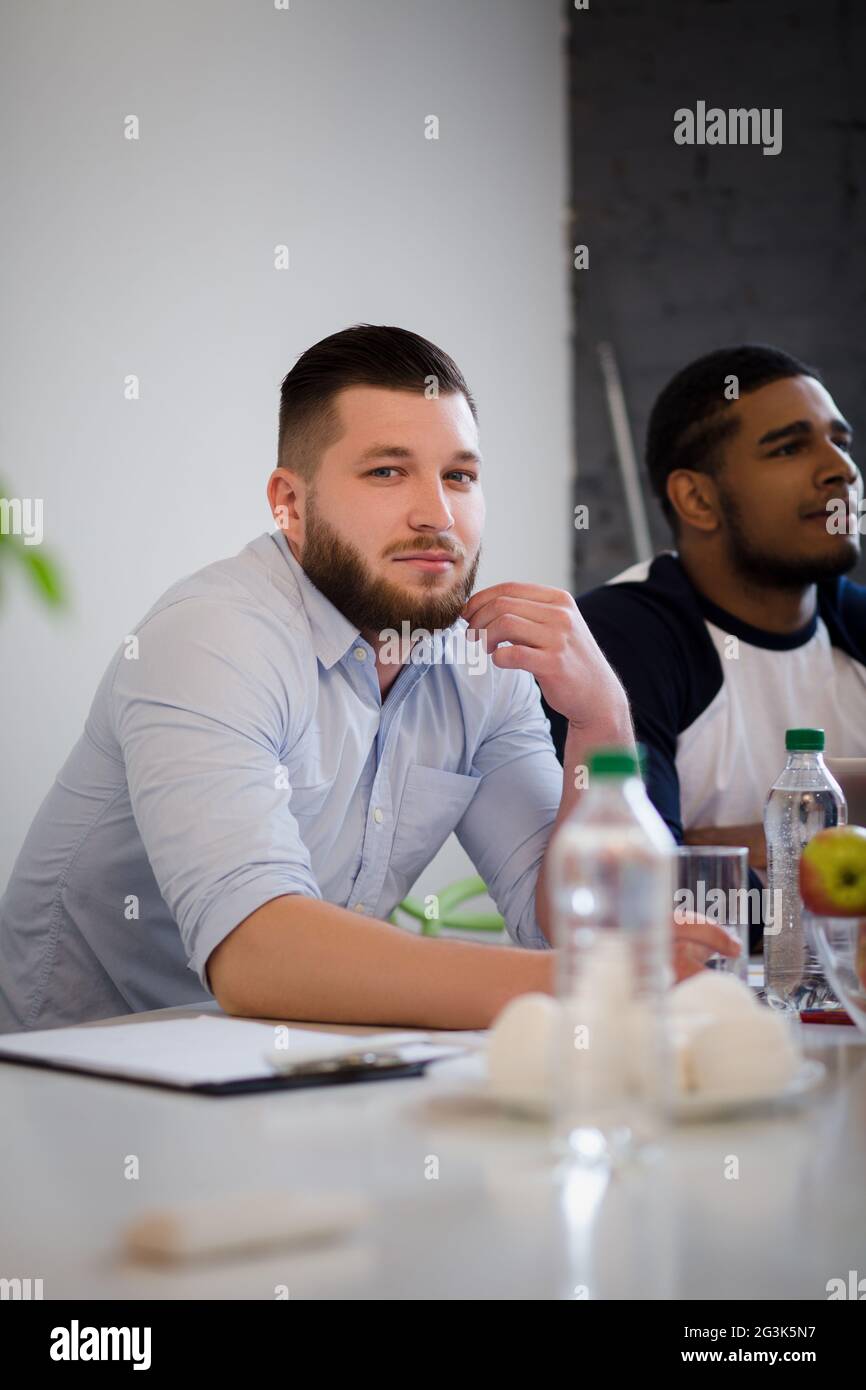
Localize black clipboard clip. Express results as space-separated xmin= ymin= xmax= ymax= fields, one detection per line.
xmin=270 ymin=1048 xmax=422 ymax=1081
xmin=222 ymin=1046 xmax=432 ymax=1095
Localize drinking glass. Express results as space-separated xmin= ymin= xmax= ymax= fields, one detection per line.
xmin=675 ymin=846 xmax=750 ymax=983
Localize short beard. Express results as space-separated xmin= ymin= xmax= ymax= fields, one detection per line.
xmin=718 ymin=486 xmax=860 ymax=589
xmin=298 ymin=493 xmax=481 ymax=635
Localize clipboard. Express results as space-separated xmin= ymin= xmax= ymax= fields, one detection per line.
xmin=0 ymin=1015 xmax=478 ymax=1096
xmin=0 ymin=1046 xmax=434 ymax=1095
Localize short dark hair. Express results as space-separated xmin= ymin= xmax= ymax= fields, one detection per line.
xmin=277 ymin=324 xmax=477 ymax=480
xmin=645 ymin=344 xmax=820 ymax=529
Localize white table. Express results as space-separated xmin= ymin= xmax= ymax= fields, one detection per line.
xmin=2 ymin=1000 xmax=865 ymax=1300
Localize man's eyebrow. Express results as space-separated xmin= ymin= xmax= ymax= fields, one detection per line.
xmin=757 ymin=417 xmax=853 ymax=446
xmin=355 ymin=444 xmax=482 ymax=465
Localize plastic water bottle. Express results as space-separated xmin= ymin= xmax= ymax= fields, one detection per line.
xmin=549 ymin=746 xmax=676 ymax=1165
xmin=763 ymin=728 xmax=846 ymax=1012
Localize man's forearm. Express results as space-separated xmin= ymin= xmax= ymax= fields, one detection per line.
xmin=208 ymin=894 xmax=555 ymax=1030
xmin=534 ymin=696 xmax=635 ymax=943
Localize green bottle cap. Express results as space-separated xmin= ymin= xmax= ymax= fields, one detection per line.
xmin=785 ymin=728 xmax=825 ymax=751
xmin=588 ymin=746 xmax=641 ymax=778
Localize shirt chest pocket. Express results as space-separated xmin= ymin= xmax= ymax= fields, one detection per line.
xmin=389 ymin=764 xmax=480 ymax=883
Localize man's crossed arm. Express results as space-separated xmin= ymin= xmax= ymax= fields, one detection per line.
xmin=209 ymin=582 xmax=738 ymax=1026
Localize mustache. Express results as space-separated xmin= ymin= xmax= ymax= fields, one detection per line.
xmin=384 ymin=538 xmax=466 ymax=559
xmin=799 ymin=492 xmax=859 ymax=519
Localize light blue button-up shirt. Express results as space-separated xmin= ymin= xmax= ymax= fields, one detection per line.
xmin=0 ymin=530 xmax=563 ymax=1032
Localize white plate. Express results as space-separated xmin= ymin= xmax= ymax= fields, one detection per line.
xmin=481 ymin=1059 xmax=827 ymax=1124
xmin=671 ymin=1058 xmax=826 ymax=1121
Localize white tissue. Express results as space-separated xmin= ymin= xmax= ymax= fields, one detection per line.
xmin=688 ymin=1010 xmax=800 ymax=1098
xmin=486 ymin=993 xmax=558 ymax=1110
xmin=486 ymin=966 xmax=802 ymax=1112
xmin=670 ymin=970 xmax=760 ymax=1019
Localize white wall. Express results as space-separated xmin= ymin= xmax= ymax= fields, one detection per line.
xmin=0 ymin=0 xmax=572 ymax=910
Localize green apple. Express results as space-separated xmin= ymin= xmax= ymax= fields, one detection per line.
xmin=800 ymin=825 xmax=866 ymax=916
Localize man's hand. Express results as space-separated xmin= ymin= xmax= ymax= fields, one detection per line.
xmin=461 ymin=581 xmax=625 ymax=727
xmin=673 ymin=911 xmax=742 ymax=982
xmin=464 ymin=583 xmax=635 ymax=945
xmin=683 ymin=822 xmax=767 ymax=872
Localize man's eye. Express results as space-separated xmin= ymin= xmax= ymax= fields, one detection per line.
xmin=769 ymin=438 xmax=854 ymax=458
xmin=364 ymin=466 xmax=477 ymax=482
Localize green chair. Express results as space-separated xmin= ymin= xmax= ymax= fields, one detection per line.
xmin=389 ymin=874 xmax=505 ymax=937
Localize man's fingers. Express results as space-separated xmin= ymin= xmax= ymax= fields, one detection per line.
xmin=488 ymin=644 xmax=548 ymax=675
xmin=462 ymin=583 xmax=570 ymax=624
xmin=674 ymin=951 xmax=715 ymax=983
xmin=672 ymin=911 xmax=741 ymax=957
xmin=474 ymin=614 xmax=553 ymax=651
xmin=464 ymin=594 xmax=569 ymax=634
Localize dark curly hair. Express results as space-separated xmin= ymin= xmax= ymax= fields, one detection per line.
xmin=646 ymin=344 xmax=819 ymax=530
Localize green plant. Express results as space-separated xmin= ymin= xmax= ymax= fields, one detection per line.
xmin=0 ymin=484 xmax=65 ymax=607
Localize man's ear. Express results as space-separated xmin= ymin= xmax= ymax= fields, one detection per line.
xmin=267 ymin=468 xmax=305 ymax=546
xmin=666 ymin=469 xmax=720 ymax=534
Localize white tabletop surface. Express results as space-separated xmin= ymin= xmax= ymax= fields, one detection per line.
xmin=2 ymin=998 xmax=865 ymax=1301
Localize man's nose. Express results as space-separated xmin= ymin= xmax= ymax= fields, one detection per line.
xmin=817 ymin=441 xmax=859 ymax=491
xmin=407 ymin=480 xmax=455 ymax=532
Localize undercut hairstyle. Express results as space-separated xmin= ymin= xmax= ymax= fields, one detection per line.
xmin=277 ymin=323 xmax=478 ymax=481
xmin=645 ymin=344 xmax=820 ymax=530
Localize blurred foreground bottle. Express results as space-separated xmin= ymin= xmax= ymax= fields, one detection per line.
xmin=549 ymin=747 xmax=675 ymax=1166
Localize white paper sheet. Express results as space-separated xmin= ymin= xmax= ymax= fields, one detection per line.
xmin=0 ymin=1014 xmax=480 ymax=1088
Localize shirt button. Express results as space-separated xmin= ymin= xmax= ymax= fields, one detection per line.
xmin=354 ymin=903 xmax=366 ymax=913
xmin=373 ymin=807 xmax=384 ymax=824
xmin=353 ymin=647 xmax=367 ymax=662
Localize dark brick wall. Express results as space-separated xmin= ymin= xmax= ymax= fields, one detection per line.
xmin=566 ymin=0 xmax=866 ymax=592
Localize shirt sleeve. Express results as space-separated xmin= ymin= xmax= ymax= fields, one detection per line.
xmin=111 ymin=597 xmax=322 ymax=993
xmin=543 ymin=587 xmax=764 ymax=950
xmin=821 ymin=574 xmax=866 ymax=663
xmin=455 ymin=668 xmax=563 ymax=950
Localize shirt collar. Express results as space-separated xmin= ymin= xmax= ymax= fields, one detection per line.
xmin=669 ymin=551 xmax=821 ymax=652
xmin=270 ymin=529 xmax=467 ymax=671
xmin=271 ymin=529 xmax=362 ymax=669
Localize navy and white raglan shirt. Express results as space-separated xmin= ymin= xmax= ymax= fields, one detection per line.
xmin=543 ymin=552 xmax=866 ymax=948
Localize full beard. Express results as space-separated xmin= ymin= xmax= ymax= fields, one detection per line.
xmin=299 ymin=497 xmax=481 ymax=635
xmin=718 ymin=487 xmax=860 ymax=589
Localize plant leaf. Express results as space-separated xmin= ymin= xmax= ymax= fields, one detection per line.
xmin=21 ymin=548 xmax=64 ymax=605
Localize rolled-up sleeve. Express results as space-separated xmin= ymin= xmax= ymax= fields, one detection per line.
xmin=111 ymin=597 xmax=322 ymax=991
xmin=455 ymin=669 xmax=563 ymax=949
